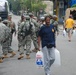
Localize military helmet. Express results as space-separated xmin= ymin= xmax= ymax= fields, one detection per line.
xmin=29 ymin=13 xmax=34 ymax=16
xmin=25 ymin=15 xmax=30 ymax=20
xmin=8 ymin=13 xmax=12 ymax=17
xmin=40 ymin=16 xmax=45 ymax=20
xmin=2 ymin=20 xmax=8 ymax=25
xmin=53 ymin=15 xmax=57 ymax=18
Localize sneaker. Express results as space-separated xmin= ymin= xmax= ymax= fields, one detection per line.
xmin=18 ymin=55 xmax=24 ymax=60
xmin=10 ymin=52 xmax=16 ymax=57
xmin=0 ymin=58 xmax=3 ymax=63
xmin=26 ymin=54 xmax=30 ymax=59
xmin=68 ymin=40 xmax=71 ymax=42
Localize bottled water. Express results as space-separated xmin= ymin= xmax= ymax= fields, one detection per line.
xmin=36 ymin=51 xmax=44 ymax=68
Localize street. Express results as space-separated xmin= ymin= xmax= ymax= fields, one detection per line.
xmin=0 ymin=15 xmax=76 ymax=75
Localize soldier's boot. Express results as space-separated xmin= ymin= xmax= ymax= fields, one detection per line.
xmin=10 ymin=52 xmax=16 ymax=57
xmin=0 ymin=58 xmax=3 ymax=63
xmin=24 ymin=48 xmax=26 ymax=51
xmin=2 ymin=54 xmax=9 ymax=59
xmin=18 ymin=54 xmax=24 ymax=60
xmin=26 ymin=54 xmax=30 ymax=59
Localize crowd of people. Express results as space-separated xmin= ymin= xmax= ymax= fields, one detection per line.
xmin=0 ymin=11 xmax=76 ymax=75
xmin=0 ymin=12 xmax=59 ymax=75
xmin=0 ymin=13 xmax=59 ymax=62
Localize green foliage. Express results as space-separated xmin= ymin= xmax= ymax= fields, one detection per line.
xmin=7 ymin=0 xmax=46 ymax=14
xmin=8 ymin=0 xmax=21 ymax=13
xmin=32 ymin=1 xmax=46 ymax=12
xmin=71 ymin=4 xmax=76 ymax=8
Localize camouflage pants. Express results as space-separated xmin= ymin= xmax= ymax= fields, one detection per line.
xmin=8 ymin=33 xmax=13 ymax=52
xmin=2 ymin=38 xmax=13 ymax=55
xmin=31 ymin=33 xmax=38 ymax=49
xmin=19 ymin=35 xmax=31 ymax=55
xmin=18 ymin=35 xmax=25 ymax=50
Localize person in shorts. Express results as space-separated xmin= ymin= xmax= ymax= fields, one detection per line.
xmin=65 ymin=15 xmax=75 ymax=42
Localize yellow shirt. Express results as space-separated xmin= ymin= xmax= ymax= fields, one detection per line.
xmin=65 ymin=18 xmax=74 ymax=28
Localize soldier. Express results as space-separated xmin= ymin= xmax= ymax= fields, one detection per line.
xmin=39 ymin=16 xmax=45 ymax=27
xmin=49 ymin=14 xmax=54 ymax=24
xmin=17 ymin=14 xmax=25 ymax=51
xmin=18 ymin=15 xmax=35 ymax=59
xmin=53 ymin=15 xmax=59 ymax=36
xmin=29 ymin=13 xmax=39 ymax=52
xmin=0 ymin=17 xmax=11 ymax=62
xmin=0 ymin=17 xmax=5 ymax=63
xmin=2 ymin=14 xmax=16 ymax=57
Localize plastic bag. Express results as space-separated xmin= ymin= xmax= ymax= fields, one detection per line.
xmin=53 ymin=49 xmax=61 ymax=66
xmin=63 ymin=29 xmax=66 ymax=37
xmin=73 ymin=29 xmax=76 ymax=36
xmin=36 ymin=51 xmax=44 ymax=68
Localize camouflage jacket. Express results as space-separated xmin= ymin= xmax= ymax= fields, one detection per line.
xmin=53 ymin=21 xmax=59 ymax=32
xmin=0 ymin=22 xmax=10 ymax=43
xmin=7 ymin=20 xmax=16 ymax=34
xmin=18 ymin=20 xmax=35 ymax=37
xmin=30 ymin=18 xmax=40 ymax=32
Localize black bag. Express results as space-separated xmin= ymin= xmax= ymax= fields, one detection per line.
xmin=46 ymin=43 xmax=55 ymax=48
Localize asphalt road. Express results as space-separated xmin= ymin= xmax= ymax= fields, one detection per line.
xmin=0 ymin=15 xmax=76 ymax=75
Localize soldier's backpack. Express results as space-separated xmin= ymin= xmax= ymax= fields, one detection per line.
xmin=20 ymin=21 xmax=32 ymax=39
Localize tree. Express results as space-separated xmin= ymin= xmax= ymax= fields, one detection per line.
xmin=8 ymin=0 xmax=46 ymax=15
xmin=71 ymin=4 xmax=76 ymax=8
xmin=8 ymin=0 xmax=21 ymax=14
xmin=32 ymin=1 xmax=46 ymax=13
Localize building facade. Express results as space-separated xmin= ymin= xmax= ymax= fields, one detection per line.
xmin=50 ymin=0 xmax=70 ymax=23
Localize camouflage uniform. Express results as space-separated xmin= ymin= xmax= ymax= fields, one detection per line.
xmin=18 ymin=16 xmax=35 ymax=59
xmin=52 ymin=15 xmax=59 ymax=33
xmin=52 ymin=15 xmax=59 ymax=47
xmin=2 ymin=19 xmax=16 ymax=58
xmin=18 ymin=20 xmax=25 ymax=51
xmin=7 ymin=20 xmax=16 ymax=52
xmin=0 ymin=22 xmax=10 ymax=55
xmin=53 ymin=20 xmax=59 ymax=33
xmin=18 ymin=21 xmax=25 ymax=54
xmin=50 ymin=19 xmax=54 ymax=24
xmin=30 ymin=17 xmax=39 ymax=51
xmin=0 ymin=22 xmax=10 ymax=62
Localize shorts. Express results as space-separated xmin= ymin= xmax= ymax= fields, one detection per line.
xmin=66 ymin=28 xmax=72 ymax=33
